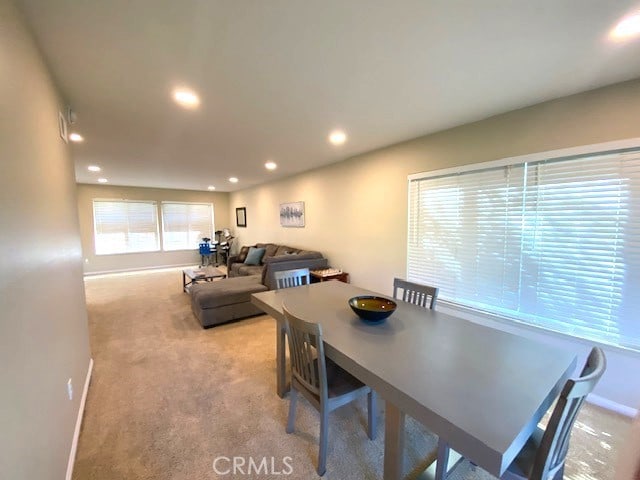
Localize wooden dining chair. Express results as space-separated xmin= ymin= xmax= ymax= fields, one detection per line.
xmin=393 ymin=278 xmax=439 ymax=309
xmin=283 ymin=304 xmax=377 ymax=476
xmin=274 ymin=268 xmax=311 ymax=290
xmin=443 ymin=346 xmax=606 ymax=480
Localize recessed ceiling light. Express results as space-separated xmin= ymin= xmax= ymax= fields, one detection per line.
xmin=207 ymin=185 xmax=216 ymax=191
xmin=610 ymin=13 xmax=640 ymax=40
xmin=87 ymin=165 xmax=101 ymax=172
xmin=229 ymin=177 xmax=239 ymax=183
xmin=172 ymin=87 xmax=200 ymax=109
xmin=265 ymin=161 xmax=277 ymax=170
xmin=69 ymin=133 xmax=84 ymax=142
xmin=97 ymin=178 xmax=108 ymax=183
xmin=328 ymin=130 xmax=347 ymax=146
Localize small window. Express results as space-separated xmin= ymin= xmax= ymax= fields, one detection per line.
xmin=161 ymin=202 xmax=214 ymax=251
xmin=93 ymin=200 xmax=160 ymax=255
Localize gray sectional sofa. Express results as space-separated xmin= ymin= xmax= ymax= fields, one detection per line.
xmin=190 ymin=243 xmax=328 ymax=328
xmin=228 ymin=243 xmax=327 ymax=290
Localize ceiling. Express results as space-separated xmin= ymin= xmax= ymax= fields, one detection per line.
xmin=17 ymin=0 xmax=640 ymax=192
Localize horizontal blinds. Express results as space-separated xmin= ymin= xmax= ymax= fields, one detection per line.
xmin=408 ymin=149 xmax=640 ymax=351
xmin=93 ymin=200 xmax=159 ymax=254
xmin=161 ymin=202 xmax=213 ymax=251
xmin=408 ymin=165 xmax=525 ymax=311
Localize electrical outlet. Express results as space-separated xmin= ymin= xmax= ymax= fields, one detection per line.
xmin=67 ymin=378 xmax=73 ymax=400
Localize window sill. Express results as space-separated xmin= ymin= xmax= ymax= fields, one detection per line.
xmin=437 ymin=300 xmax=640 ymax=358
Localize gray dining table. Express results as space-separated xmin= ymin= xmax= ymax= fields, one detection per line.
xmin=251 ymin=280 xmax=577 ymax=479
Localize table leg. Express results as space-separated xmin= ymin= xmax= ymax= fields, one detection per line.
xmin=384 ymin=401 xmax=405 ymax=480
xmin=276 ymin=323 xmax=289 ymax=398
xmin=435 ymin=439 xmax=450 ymax=480
xmin=182 ymin=271 xmax=188 ymax=293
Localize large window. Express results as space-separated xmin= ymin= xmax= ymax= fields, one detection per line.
xmin=161 ymin=202 xmax=214 ymax=251
xmin=408 ymin=146 xmax=640 ymax=351
xmin=93 ymin=200 xmax=160 ymax=254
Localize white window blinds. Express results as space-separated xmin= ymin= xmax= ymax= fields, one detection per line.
xmin=93 ymin=200 xmax=160 ymax=255
xmin=161 ymin=202 xmax=213 ymax=251
xmin=408 ymin=149 xmax=640 ymax=351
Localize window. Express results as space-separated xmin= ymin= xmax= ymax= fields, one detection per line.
xmin=161 ymin=202 xmax=213 ymax=251
xmin=93 ymin=200 xmax=160 ymax=254
xmin=408 ymin=146 xmax=640 ymax=351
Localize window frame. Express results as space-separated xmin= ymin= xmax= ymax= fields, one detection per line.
xmin=160 ymin=201 xmax=214 ymax=252
xmin=407 ymin=137 xmax=640 ymax=354
xmin=92 ymin=199 xmax=161 ymax=255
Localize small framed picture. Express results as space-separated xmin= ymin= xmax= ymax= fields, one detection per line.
xmin=280 ymin=201 xmax=305 ymax=228
xmin=236 ymin=207 xmax=247 ymax=227
xmin=58 ymin=111 xmax=68 ymax=143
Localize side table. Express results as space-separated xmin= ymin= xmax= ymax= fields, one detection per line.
xmin=310 ymin=269 xmax=350 ymax=284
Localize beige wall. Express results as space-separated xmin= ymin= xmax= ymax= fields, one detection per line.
xmin=77 ymin=184 xmax=231 ymax=274
xmin=230 ymin=78 xmax=640 ymax=295
xmin=0 ymin=1 xmax=92 ymax=478
xmin=230 ymin=79 xmax=640 ymax=410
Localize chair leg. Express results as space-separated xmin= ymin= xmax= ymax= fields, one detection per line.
xmin=317 ymin=405 xmax=329 ymax=476
xmin=553 ymin=464 xmax=565 ymax=480
xmin=286 ymin=389 xmax=298 ymax=434
xmin=367 ymin=389 xmax=377 ymax=440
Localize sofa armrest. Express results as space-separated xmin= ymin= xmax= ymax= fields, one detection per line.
xmin=227 ymin=245 xmax=255 ymax=269
xmin=227 ymin=254 xmax=242 ymax=269
xmin=263 ymin=256 xmax=329 ymax=290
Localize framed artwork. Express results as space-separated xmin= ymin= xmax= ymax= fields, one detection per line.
xmin=280 ymin=201 xmax=305 ymax=227
xmin=236 ymin=207 xmax=247 ymax=227
xmin=58 ymin=111 xmax=68 ymax=143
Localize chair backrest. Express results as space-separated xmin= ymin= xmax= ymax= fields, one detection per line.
xmin=393 ymin=278 xmax=439 ymax=309
xmin=274 ymin=268 xmax=311 ymax=290
xmin=531 ymin=347 xmax=607 ymax=480
xmin=283 ymin=305 xmax=327 ymax=399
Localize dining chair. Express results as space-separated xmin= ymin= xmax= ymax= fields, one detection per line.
xmin=393 ymin=278 xmax=439 ymax=309
xmin=442 ymin=346 xmax=606 ymax=480
xmin=274 ymin=268 xmax=311 ymax=290
xmin=283 ymin=304 xmax=377 ymax=476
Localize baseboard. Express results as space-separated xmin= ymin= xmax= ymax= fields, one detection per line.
xmin=84 ymin=263 xmax=195 ymax=277
xmin=587 ymin=393 xmax=638 ymax=418
xmin=66 ymin=358 xmax=93 ymax=480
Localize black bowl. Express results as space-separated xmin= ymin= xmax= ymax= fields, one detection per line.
xmin=348 ymin=296 xmax=397 ymax=324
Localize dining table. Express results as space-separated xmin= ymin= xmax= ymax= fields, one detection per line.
xmin=251 ymin=280 xmax=577 ymax=479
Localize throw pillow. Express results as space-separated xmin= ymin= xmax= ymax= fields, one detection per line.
xmin=244 ymin=247 xmax=266 ymax=265
xmin=237 ymin=246 xmax=250 ymax=262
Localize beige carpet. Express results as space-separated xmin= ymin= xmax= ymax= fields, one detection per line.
xmin=73 ymin=268 xmax=630 ymax=480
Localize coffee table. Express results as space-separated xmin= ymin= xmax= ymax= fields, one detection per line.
xmin=182 ymin=266 xmax=226 ymax=293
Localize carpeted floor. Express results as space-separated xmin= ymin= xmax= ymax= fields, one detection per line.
xmin=73 ymin=268 xmax=630 ymax=480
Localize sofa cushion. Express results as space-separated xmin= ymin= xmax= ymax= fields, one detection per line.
xmin=275 ymin=245 xmax=299 ymax=256
xmin=264 ymin=252 xmax=321 ymax=264
xmin=237 ymin=245 xmax=251 ymax=263
xmin=229 ymin=263 xmax=245 ymax=276
xmin=244 ymin=247 xmax=266 ymax=265
xmin=238 ymin=265 xmax=263 ymax=276
xmin=191 ymin=275 xmax=268 ymax=309
xmin=297 ymin=250 xmax=322 ymax=258
xmin=256 ymin=243 xmax=279 ymax=260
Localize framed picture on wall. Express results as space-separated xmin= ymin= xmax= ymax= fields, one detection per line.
xmin=280 ymin=201 xmax=305 ymax=227
xmin=236 ymin=207 xmax=247 ymax=227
